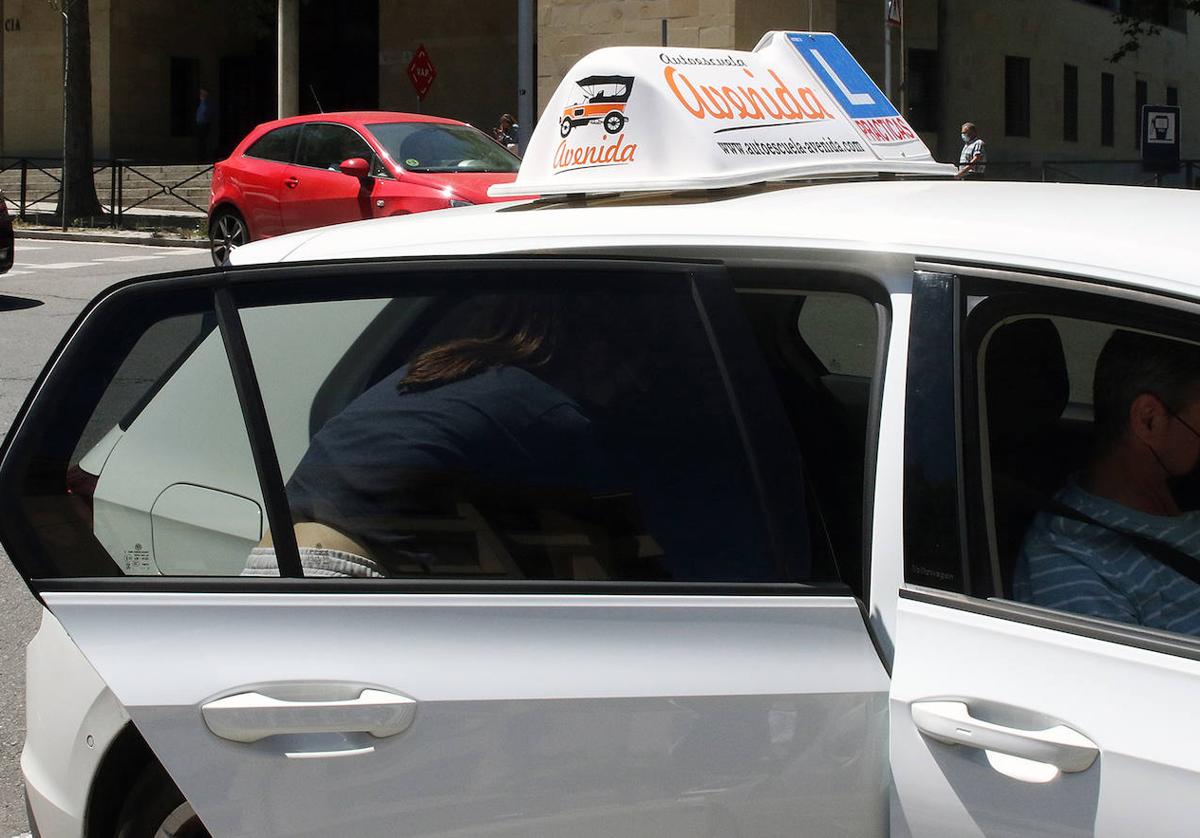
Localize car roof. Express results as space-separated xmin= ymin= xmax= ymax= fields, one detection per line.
xmin=249 ymin=111 xmax=470 ymax=133
xmin=231 ymin=179 xmax=1200 ymax=298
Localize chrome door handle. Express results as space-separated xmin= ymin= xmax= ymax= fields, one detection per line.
xmin=911 ymin=700 xmax=1098 ymax=773
xmin=202 ymin=688 xmax=416 ymax=743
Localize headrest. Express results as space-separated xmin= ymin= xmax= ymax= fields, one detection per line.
xmin=985 ymin=318 xmax=1069 ymax=442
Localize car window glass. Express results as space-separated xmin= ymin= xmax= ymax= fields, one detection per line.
xmin=796 ymin=293 xmax=878 ymax=377
xmin=4 ymin=303 xmax=274 ymax=578
xmin=245 ymin=124 xmax=301 ymax=163
xmin=964 ymin=293 xmax=1200 ymax=640
xmin=233 ymin=272 xmax=887 ymax=585
xmin=296 ymin=124 xmax=374 ymax=171
xmin=367 ymin=122 xmax=519 ymax=173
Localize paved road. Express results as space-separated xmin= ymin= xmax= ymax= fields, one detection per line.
xmin=0 ymin=240 xmax=210 ymax=835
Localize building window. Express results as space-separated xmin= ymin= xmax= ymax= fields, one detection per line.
xmin=1120 ymin=0 xmax=1186 ymax=31
xmin=1167 ymin=86 xmax=1179 ymax=106
xmin=906 ymin=49 xmax=940 ymax=133
xmin=170 ymin=58 xmax=201 ymax=139
xmin=1064 ymin=64 xmax=1079 ymax=142
xmin=1005 ymin=56 xmax=1031 ymax=138
xmin=1101 ymin=72 xmax=1115 ymax=147
xmin=1135 ymin=79 xmax=1148 ymax=148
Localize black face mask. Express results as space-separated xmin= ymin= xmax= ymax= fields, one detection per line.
xmin=1145 ymin=411 xmax=1200 ymax=505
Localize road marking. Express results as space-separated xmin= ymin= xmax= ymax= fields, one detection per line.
xmin=93 ymin=255 xmax=165 ymax=262
xmin=2 ymin=269 xmax=31 ymax=276
xmin=26 ymin=262 xmax=94 ymax=270
xmin=13 ymin=246 xmax=50 ymax=251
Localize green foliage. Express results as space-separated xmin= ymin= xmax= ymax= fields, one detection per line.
xmin=1111 ymin=1 xmax=1200 ymax=62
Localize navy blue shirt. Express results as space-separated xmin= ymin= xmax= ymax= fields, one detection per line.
xmin=286 ymin=365 xmax=611 ymax=567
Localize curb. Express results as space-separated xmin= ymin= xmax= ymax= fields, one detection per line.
xmin=15 ymin=229 xmax=207 ymax=249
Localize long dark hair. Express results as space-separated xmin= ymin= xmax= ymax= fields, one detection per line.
xmin=401 ymin=294 xmax=564 ymax=390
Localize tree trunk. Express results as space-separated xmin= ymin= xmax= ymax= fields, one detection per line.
xmin=58 ymin=0 xmax=103 ymax=223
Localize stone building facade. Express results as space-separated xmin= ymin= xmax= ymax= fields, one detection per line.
xmin=0 ymin=0 xmax=1195 ymax=167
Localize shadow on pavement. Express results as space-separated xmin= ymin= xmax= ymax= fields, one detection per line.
xmin=0 ymin=296 xmax=44 ymax=313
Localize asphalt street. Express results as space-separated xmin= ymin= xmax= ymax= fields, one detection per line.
xmin=0 ymin=239 xmax=210 ymax=836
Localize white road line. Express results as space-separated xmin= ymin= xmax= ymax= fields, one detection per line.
xmin=26 ymin=262 xmax=94 ymax=270
xmin=3 ymin=269 xmax=31 ymax=276
xmin=14 ymin=245 xmax=50 ymax=251
xmin=93 ymin=255 xmax=164 ymax=262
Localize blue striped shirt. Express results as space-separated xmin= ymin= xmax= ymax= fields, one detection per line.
xmin=1012 ymin=478 xmax=1200 ymax=636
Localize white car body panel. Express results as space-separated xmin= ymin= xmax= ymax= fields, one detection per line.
xmin=44 ymin=592 xmax=890 ymax=837
xmin=233 ymin=182 xmax=1200 ymax=299
xmin=890 ymin=596 xmax=1200 ymax=837
xmin=22 ymin=610 xmax=128 ymax=838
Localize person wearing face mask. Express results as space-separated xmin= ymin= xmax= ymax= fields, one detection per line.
xmin=1013 ymin=330 xmax=1200 ymax=634
xmin=955 ymin=122 xmax=987 ymax=179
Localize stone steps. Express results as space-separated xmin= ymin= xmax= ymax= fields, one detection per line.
xmin=0 ymin=164 xmax=211 ymax=213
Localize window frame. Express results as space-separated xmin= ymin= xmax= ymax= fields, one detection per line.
xmin=1 ymin=255 xmax=894 ymax=600
xmin=293 ymin=122 xmax=386 ymax=176
xmin=903 ymin=259 xmax=1200 ymax=662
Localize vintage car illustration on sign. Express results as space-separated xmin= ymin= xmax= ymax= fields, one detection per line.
xmin=559 ymin=75 xmax=635 ymax=136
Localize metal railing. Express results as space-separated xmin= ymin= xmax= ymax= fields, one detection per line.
xmin=985 ymin=159 xmax=1199 ymax=188
xmin=0 ymin=157 xmax=212 ymax=228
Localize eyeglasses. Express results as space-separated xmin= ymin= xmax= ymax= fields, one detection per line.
xmin=1174 ymin=411 xmax=1200 ymax=441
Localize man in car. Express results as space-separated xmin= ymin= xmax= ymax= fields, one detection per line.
xmin=1013 ymin=330 xmax=1200 ymax=634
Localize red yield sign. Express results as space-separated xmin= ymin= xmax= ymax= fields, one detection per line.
xmin=407 ymin=45 xmax=437 ymax=101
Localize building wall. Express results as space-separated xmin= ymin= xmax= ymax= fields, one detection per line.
xmin=537 ymin=0 xmax=738 ymax=107
xmin=1 ymin=0 xmax=111 ymax=158
xmin=108 ymin=0 xmax=262 ymax=160
xmin=378 ymin=1 xmax=518 ymax=133
xmin=931 ymin=0 xmax=1199 ymax=163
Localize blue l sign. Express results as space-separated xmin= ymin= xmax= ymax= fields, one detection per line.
xmin=788 ymin=33 xmax=898 ymax=120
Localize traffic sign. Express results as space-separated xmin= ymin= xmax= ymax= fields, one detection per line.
xmin=407 ymin=44 xmax=437 ymax=101
xmin=1142 ymin=104 xmax=1180 ymax=171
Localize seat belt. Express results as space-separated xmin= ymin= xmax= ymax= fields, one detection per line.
xmin=1045 ymin=498 xmax=1200 ymax=587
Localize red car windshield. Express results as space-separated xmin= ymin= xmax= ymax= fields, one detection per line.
xmin=366 ymin=122 xmax=520 ymax=174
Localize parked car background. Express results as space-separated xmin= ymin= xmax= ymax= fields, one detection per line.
xmin=207 ymin=112 xmax=523 ymax=265
xmin=0 ymin=193 xmax=13 ymax=274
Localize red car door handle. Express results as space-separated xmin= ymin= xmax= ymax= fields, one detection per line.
xmin=284 ymin=176 xmax=300 ymax=188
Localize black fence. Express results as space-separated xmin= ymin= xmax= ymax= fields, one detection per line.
xmin=0 ymin=157 xmax=212 ymax=228
xmin=985 ymin=159 xmax=1200 ymax=188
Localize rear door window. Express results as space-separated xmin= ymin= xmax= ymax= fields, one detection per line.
xmin=245 ymin=125 xmax=302 ymax=163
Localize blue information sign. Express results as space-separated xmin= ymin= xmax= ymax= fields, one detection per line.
xmin=788 ymin=33 xmax=898 ymax=121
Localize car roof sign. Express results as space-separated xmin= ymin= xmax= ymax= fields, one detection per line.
xmin=490 ymin=31 xmax=955 ymax=198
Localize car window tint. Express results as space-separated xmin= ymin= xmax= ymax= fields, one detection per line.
xmin=238 ymin=274 xmax=830 ymax=584
xmin=367 ymin=122 xmax=520 ymax=173
xmin=245 ymin=124 xmax=301 ymax=163
xmin=296 ymin=124 xmax=374 ymax=171
xmin=1 ymin=299 xmax=273 ymax=578
xmin=961 ymin=290 xmax=1200 ymax=640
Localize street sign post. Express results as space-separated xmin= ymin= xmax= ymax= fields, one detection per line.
xmin=406 ymin=44 xmax=437 ymax=102
xmin=1142 ymin=104 xmax=1180 ymax=172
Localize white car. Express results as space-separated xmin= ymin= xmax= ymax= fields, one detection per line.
xmin=5 ymin=32 xmax=1200 ymax=838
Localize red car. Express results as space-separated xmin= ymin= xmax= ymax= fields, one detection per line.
xmin=208 ymin=112 xmax=522 ymax=265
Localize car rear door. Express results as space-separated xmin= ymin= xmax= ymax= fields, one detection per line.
xmin=0 ymin=257 xmax=890 ymax=837
xmin=889 ymin=267 xmax=1200 ymax=837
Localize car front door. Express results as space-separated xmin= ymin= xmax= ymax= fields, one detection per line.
xmin=280 ymin=123 xmax=379 ymax=233
xmin=0 ymin=257 xmax=891 ymax=837
xmin=888 ymin=268 xmax=1200 ymax=837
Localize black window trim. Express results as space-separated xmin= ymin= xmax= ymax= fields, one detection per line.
xmin=293 ymin=121 xmax=391 ymax=178
xmin=1 ymin=254 xmax=882 ymax=599
xmin=905 ymin=257 xmax=1200 ymax=663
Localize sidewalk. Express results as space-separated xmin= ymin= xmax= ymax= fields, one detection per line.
xmin=11 ymin=201 xmax=207 ymax=249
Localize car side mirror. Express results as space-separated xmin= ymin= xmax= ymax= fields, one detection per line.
xmin=338 ymin=157 xmax=372 ymax=179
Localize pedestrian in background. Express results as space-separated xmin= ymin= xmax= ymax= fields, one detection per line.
xmin=195 ymin=87 xmax=214 ymax=162
xmin=493 ymin=113 xmax=519 ymax=155
xmin=956 ymin=122 xmax=987 ymax=179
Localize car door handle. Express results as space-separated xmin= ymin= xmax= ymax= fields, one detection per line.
xmin=911 ymin=700 xmax=1098 ymax=773
xmin=202 ymin=688 xmax=416 ymax=743
xmin=284 ymin=176 xmax=299 ymax=188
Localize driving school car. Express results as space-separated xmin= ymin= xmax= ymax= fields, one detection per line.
xmin=5 ymin=31 xmax=1200 ymax=838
